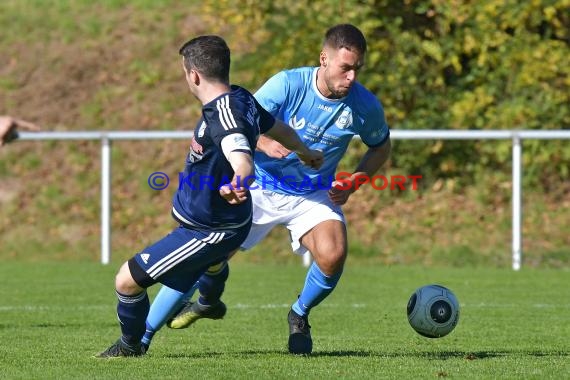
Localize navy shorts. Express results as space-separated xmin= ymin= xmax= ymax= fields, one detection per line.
xmin=129 ymin=222 xmax=251 ymax=292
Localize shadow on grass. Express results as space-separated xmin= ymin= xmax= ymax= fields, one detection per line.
xmin=161 ymin=349 xmax=569 ymax=359
xmin=163 ymin=350 xmax=285 ymax=359
xmin=312 ymin=350 xmax=569 ymax=359
xmin=310 ymin=350 xmax=505 ymax=359
xmin=29 ymin=323 xmax=85 ymax=328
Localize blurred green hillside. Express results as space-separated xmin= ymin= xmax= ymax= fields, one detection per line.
xmin=0 ymin=0 xmax=568 ymax=267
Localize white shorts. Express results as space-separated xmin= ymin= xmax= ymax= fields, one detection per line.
xmin=241 ymin=184 xmax=346 ymax=255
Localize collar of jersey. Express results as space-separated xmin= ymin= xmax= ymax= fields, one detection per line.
xmin=311 ymin=67 xmax=348 ymax=103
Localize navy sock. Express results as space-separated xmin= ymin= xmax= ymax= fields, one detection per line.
xmin=116 ymin=290 xmax=149 ymax=346
xmin=292 ymin=262 xmax=342 ymax=317
xmin=197 ymin=261 xmax=229 ymax=306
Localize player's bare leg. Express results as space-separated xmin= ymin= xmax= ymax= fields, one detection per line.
xmin=300 ymin=220 xmax=347 ymax=275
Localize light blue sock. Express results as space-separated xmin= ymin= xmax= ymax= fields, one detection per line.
xmin=141 ymin=282 xmax=198 ymax=348
xmin=292 ymin=262 xmax=342 ymax=317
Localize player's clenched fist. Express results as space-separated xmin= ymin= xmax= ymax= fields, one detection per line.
xmin=219 ymin=182 xmax=249 ymax=204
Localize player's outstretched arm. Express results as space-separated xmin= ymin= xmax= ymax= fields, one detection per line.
xmin=256 ymin=134 xmax=291 ymax=159
xmin=329 ymin=138 xmax=392 ymax=205
xmin=0 ymin=116 xmax=40 ymax=147
xmin=263 ymin=120 xmax=323 ymax=169
xmin=352 ymin=137 xmax=391 ymax=178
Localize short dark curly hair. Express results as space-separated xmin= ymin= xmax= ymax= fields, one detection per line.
xmin=179 ymin=35 xmax=230 ymax=83
xmin=323 ymin=24 xmax=367 ymax=55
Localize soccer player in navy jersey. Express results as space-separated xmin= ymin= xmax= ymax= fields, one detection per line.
xmin=96 ymin=35 xmax=323 ymax=358
xmin=144 ymin=23 xmax=392 ymax=355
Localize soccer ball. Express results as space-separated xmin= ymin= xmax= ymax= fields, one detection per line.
xmin=406 ymin=284 xmax=460 ymax=338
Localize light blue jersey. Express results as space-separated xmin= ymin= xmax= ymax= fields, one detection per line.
xmin=254 ymin=67 xmax=390 ymax=195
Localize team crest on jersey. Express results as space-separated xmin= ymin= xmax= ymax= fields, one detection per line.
xmin=189 ymin=137 xmax=204 ymax=162
xmin=335 ymin=109 xmax=353 ymax=129
xmin=289 ymin=115 xmax=306 ymax=130
xmin=197 ymin=121 xmax=207 ymax=137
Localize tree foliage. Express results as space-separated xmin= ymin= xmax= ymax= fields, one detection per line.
xmin=198 ymin=0 xmax=569 ymax=189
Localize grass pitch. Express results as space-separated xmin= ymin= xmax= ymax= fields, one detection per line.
xmin=0 ymin=261 xmax=568 ymax=379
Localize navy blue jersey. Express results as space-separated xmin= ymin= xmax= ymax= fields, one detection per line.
xmin=172 ymin=85 xmax=275 ymax=229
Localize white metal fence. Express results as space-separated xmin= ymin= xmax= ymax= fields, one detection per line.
xmin=18 ymin=129 xmax=570 ymax=270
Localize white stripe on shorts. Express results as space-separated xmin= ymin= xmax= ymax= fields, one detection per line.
xmin=148 ymin=232 xmax=226 ymax=279
xmin=148 ymin=239 xmax=202 ymax=278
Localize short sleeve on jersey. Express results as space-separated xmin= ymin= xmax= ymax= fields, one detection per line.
xmin=220 ymin=133 xmax=252 ymax=161
xmin=360 ymin=102 xmax=390 ymax=148
xmin=205 ymin=90 xmax=275 ymax=147
xmin=255 ymin=98 xmax=276 ymax=134
xmin=254 ymin=71 xmax=288 ymax=116
xmin=204 ymin=96 xmax=251 ymax=147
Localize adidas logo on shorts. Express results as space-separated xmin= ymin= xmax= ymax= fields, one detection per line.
xmin=140 ymin=253 xmax=150 ymax=264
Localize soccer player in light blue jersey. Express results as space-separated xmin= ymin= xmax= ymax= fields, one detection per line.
xmin=96 ymin=35 xmax=322 ymax=358
xmin=143 ymin=24 xmax=391 ymax=355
